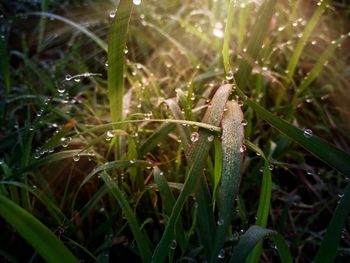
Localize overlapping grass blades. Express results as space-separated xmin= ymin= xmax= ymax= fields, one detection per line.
xmin=152 ymin=84 xmax=233 ymax=262
xmin=211 ymin=100 xmax=244 ymax=262
xmin=108 ymin=0 xmax=133 ymax=124
xmin=0 ymin=195 xmax=79 ymax=263
xmin=231 ymin=225 xmax=292 ymax=263
xmin=100 ymin=172 xmax=152 ymax=262
xmin=235 ymin=0 xmax=277 ymax=91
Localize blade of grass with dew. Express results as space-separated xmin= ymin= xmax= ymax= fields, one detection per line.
xmin=0 ymin=37 xmax=10 ymax=95
xmin=100 ymin=172 xmax=152 ymax=262
xmin=285 ymin=0 xmax=330 ymax=83
xmin=139 ymin=123 xmax=176 ymax=157
xmin=152 ymin=84 xmax=233 ymax=262
xmin=153 ymin=167 xmax=187 ymax=251
xmin=222 ymin=0 xmax=236 ymax=73
xmin=37 ymin=0 xmax=48 ymax=52
xmin=28 ymin=12 xmax=107 ymax=52
xmin=246 ymin=160 xmax=272 ymax=263
xmin=211 ymin=100 xmax=244 ymax=262
xmin=230 ymin=225 xmax=292 ymax=263
xmin=212 ymin=139 xmax=222 ymax=206
xmin=0 ymin=195 xmax=79 ymax=263
xmin=235 ymin=86 xmax=350 ymax=175
xmin=235 ymin=0 xmax=277 ymax=91
xmin=0 ymin=181 xmax=64 ymax=223
xmin=108 ymin=0 xmax=133 ymax=124
xmin=294 ymin=34 xmax=348 ymax=100
xmin=16 ymin=149 xmax=87 ymax=175
xmin=314 ymin=182 xmax=350 ymax=263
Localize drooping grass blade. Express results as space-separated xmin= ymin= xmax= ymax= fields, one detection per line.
xmin=230 ymin=225 xmax=292 ymax=263
xmin=0 ymin=195 xmax=79 ymax=263
xmin=211 ymin=100 xmax=244 ymax=262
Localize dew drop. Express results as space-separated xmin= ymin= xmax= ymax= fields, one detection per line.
xmin=73 ymin=155 xmax=80 ymax=162
xmin=217 ymin=249 xmax=225 ymax=259
xmin=57 ymin=85 xmax=66 ymax=94
xmin=133 ymin=0 xmax=141 ymax=5
xmin=278 ymin=26 xmax=285 ymax=32
xmin=74 ymin=78 xmax=81 ymax=83
xmin=170 ymin=240 xmax=177 ymax=250
xmin=217 ymin=219 xmax=224 ymax=226
xmin=130 ymin=160 xmax=135 ymax=164
xmin=269 ymin=164 xmax=274 ymax=171
xmin=190 ymin=132 xmax=199 ymax=143
xmin=109 ymin=10 xmax=116 ymax=18
xmin=338 ymin=192 xmax=344 ymax=198
xmin=225 ymin=70 xmax=234 ymax=81
xmin=106 ymin=130 xmax=115 ymax=138
xmin=303 ymin=129 xmax=313 ymax=138
xmin=213 ymin=22 xmax=224 ymax=38
xmin=207 ymin=135 xmax=214 ymax=142
xmin=240 ymin=144 xmax=246 ymax=153
xmin=241 ymin=119 xmax=248 ymax=126
xmin=34 ymin=152 xmax=41 ymax=159
xmin=65 ymin=74 xmax=72 ymax=81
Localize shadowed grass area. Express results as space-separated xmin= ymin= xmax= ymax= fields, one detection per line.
xmin=0 ymin=0 xmax=350 ymax=262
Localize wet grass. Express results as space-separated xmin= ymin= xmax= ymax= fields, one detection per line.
xmin=1 ymin=0 xmax=350 ymax=262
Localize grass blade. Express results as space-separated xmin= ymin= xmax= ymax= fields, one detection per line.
xmin=230 ymin=225 xmax=292 ymax=263
xmin=246 ymin=160 xmax=272 ymax=263
xmin=0 ymin=195 xmax=78 ymax=263
xmin=108 ymin=0 xmax=133 ymax=124
xmin=211 ymin=100 xmax=244 ymax=262
xmin=28 ymin=12 xmax=107 ymax=52
xmin=235 ymin=0 xmax=277 ymax=91
xmin=314 ymin=182 xmax=350 ymax=263
xmin=100 ymin=172 xmax=152 ymax=262
xmin=222 ymin=0 xmax=236 ymax=72
xmin=0 ymin=37 xmax=11 ymax=95
xmin=235 ymin=86 xmax=350 ymax=176
xmin=152 ymin=84 xmax=233 ymax=262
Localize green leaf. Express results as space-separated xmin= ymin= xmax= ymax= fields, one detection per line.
xmin=211 ymin=100 xmax=244 ymax=262
xmin=100 ymin=172 xmax=152 ymax=262
xmin=108 ymin=0 xmax=133 ymax=123
xmin=230 ymin=225 xmax=292 ymax=263
xmin=314 ymin=182 xmax=350 ymax=263
xmin=0 ymin=195 xmax=79 ymax=263
xmin=235 ymin=87 xmax=350 ymax=176
xmin=222 ymin=0 xmax=236 ymax=72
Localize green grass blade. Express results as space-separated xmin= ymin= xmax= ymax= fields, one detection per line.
xmin=314 ymin=182 xmax=350 ymax=263
xmin=28 ymin=12 xmax=107 ymax=52
xmin=222 ymin=0 xmax=236 ymax=72
xmin=235 ymin=0 xmax=277 ymax=91
xmin=100 ymin=172 xmax=152 ymax=262
xmin=108 ymin=1 xmax=133 ymax=124
xmin=37 ymin=0 xmax=48 ymax=52
xmin=152 ymin=84 xmax=233 ymax=262
xmin=230 ymin=225 xmax=292 ymax=263
xmin=0 ymin=195 xmax=79 ymax=263
xmin=246 ymin=161 xmax=272 ymax=263
xmin=286 ymin=0 xmax=330 ymax=82
xmin=0 ymin=37 xmax=11 ymax=95
xmin=153 ymin=167 xmax=187 ymax=251
xmin=211 ymin=100 xmax=244 ymax=262
xmin=235 ymin=87 xmax=350 ymax=175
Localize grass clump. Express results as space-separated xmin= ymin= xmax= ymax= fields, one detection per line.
xmin=1 ymin=0 xmax=350 ymax=262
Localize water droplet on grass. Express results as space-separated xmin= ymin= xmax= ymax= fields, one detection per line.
xmin=170 ymin=240 xmax=177 ymax=250
xmin=109 ymin=10 xmax=116 ymax=18
xmin=207 ymin=135 xmax=214 ymax=142
xmin=133 ymin=0 xmax=141 ymax=5
xmin=241 ymin=119 xmax=248 ymax=126
xmin=213 ymin=22 xmax=224 ymax=38
xmin=217 ymin=219 xmax=224 ymax=226
xmin=240 ymin=145 xmax=246 ymax=153
xmin=217 ymin=249 xmax=225 ymax=259
xmin=65 ymin=74 xmax=72 ymax=81
xmin=191 ymin=132 xmax=199 ymax=142
xmin=73 ymin=155 xmax=80 ymax=162
xmin=303 ymin=129 xmax=313 ymax=138
xmin=106 ymin=130 xmax=115 ymax=138
xmin=225 ymin=70 xmax=234 ymax=81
